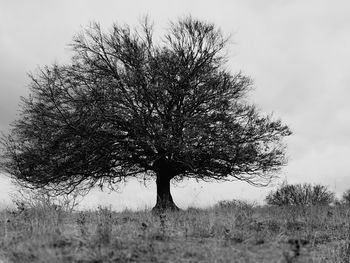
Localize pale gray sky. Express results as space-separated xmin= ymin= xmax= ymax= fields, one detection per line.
xmin=0 ymin=0 xmax=349 ymax=210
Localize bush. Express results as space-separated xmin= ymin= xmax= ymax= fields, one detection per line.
xmin=216 ymin=199 xmax=256 ymax=210
xmin=10 ymin=185 xmax=82 ymax=213
xmin=265 ymin=182 xmax=335 ymax=206
xmin=341 ymin=189 xmax=350 ymax=205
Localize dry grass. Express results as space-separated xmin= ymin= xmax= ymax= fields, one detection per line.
xmin=0 ymin=201 xmax=349 ymax=262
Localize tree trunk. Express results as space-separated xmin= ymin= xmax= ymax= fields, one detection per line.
xmin=152 ymin=171 xmax=179 ymax=212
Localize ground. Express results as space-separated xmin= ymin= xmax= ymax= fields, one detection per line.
xmin=0 ymin=201 xmax=349 ymax=262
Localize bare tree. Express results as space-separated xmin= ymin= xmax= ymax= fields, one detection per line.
xmin=0 ymin=17 xmax=291 ymax=211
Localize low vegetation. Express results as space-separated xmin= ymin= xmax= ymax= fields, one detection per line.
xmin=1 ymin=194 xmax=350 ymax=262
xmin=265 ymin=182 xmax=335 ymax=206
xmin=342 ymin=189 xmax=350 ymax=205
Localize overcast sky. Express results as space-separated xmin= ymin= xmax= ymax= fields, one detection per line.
xmin=0 ymin=0 xmax=349 ymax=210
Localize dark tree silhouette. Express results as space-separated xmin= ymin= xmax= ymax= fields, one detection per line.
xmin=0 ymin=17 xmax=291 ymax=211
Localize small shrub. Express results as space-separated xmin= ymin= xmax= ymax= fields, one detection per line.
xmin=10 ymin=185 xmax=82 ymax=213
xmin=341 ymin=189 xmax=350 ymax=205
xmin=216 ymin=199 xmax=255 ymax=212
xmin=266 ymin=182 xmax=335 ymax=206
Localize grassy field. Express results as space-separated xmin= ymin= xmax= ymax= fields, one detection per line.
xmin=0 ymin=200 xmax=349 ymax=263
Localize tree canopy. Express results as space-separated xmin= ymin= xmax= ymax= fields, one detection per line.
xmin=0 ymin=17 xmax=291 ymax=211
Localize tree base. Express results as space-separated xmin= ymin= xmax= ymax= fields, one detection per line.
xmin=152 ymin=201 xmax=180 ymax=213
